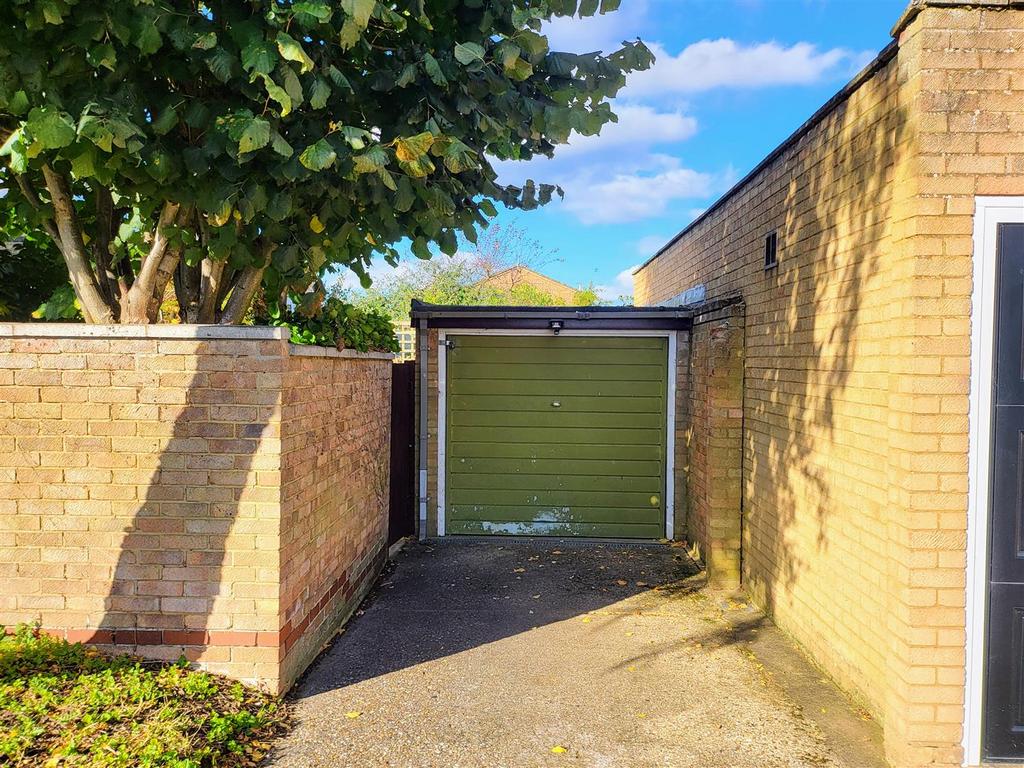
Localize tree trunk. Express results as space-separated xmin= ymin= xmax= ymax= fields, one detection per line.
xmin=121 ymin=202 xmax=181 ymax=323
xmin=218 ymin=246 xmax=270 ymax=324
xmin=41 ymin=165 xmax=115 ymax=324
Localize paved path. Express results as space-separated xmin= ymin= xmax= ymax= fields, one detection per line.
xmin=268 ymin=540 xmax=885 ymax=768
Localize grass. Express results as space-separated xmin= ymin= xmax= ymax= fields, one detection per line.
xmin=0 ymin=625 xmax=288 ymax=767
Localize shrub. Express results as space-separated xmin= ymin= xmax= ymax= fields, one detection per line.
xmin=258 ymin=295 xmax=399 ymax=353
xmin=0 ymin=625 xmax=288 ymax=767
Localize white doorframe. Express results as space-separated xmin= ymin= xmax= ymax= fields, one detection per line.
xmin=435 ymin=328 xmax=678 ymax=540
xmin=964 ymin=196 xmax=1024 ymax=766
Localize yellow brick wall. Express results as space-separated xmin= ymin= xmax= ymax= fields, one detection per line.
xmin=635 ymin=4 xmax=1024 ymax=764
xmin=636 ymin=47 xmax=905 ymax=736
xmin=0 ymin=326 xmax=391 ymax=693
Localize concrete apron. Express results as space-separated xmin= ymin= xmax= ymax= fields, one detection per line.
xmin=268 ymin=539 xmax=885 ymax=768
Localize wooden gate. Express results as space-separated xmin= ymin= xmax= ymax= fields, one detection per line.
xmin=388 ymin=361 xmax=416 ymax=545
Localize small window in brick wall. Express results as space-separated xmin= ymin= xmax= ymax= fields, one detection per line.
xmin=764 ymin=231 xmax=778 ymax=270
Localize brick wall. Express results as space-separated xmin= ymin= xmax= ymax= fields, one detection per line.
xmin=278 ymin=348 xmax=391 ymax=689
xmin=0 ymin=324 xmax=391 ymax=693
xmin=634 ymin=3 xmax=1024 ymax=765
xmin=685 ymin=307 xmax=745 ymax=588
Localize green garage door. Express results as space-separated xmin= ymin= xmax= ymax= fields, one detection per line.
xmin=445 ymin=335 xmax=668 ymax=539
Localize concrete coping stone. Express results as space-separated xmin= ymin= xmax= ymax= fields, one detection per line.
xmin=287 ymin=344 xmax=394 ymax=361
xmin=0 ymin=322 xmax=289 ymax=340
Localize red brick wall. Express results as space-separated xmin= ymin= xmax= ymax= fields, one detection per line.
xmin=277 ymin=348 xmax=391 ymax=690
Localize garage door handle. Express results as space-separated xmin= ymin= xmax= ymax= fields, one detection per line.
xmin=551 ymin=401 xmax=561 ymax=407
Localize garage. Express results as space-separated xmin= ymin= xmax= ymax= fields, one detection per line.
xmin=407 ymin=300 xmax=740 ymax=543
xmin=443 ymin=334 xmax=670 ymax=539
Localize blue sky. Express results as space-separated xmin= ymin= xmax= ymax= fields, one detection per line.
xmin=348 ymin=0 xmax=908 ymax=300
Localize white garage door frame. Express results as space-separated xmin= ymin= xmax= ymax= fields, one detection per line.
xmin=436 ymin=328 xmax=678 ymax=539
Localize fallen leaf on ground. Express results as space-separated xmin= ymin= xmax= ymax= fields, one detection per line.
xmin=627 ymin=665 xmax=637 ymax=672
xmin=551 ymin=550 xmax=562 ymax=555
xmin=345 ymin=711 xmax=362 ymax=719
xmin=635 ymin=581 xmax=649 ymax=587
xmin=637 ymin=713 xmax=648 ymax=718
xmin=551 ymin=746 xmax=568 ymax=754
xmin=615 ymin=579 xmax=627 ymax=586
xmin=532 ymin=594 xmax=541 ymax=599
xmin=582 ymin=617 xmax=592 ymax=623
xmin=625 ymin=632 xmax=633 ymax=637
xmin=513 ymin=568 xmax=525 ymax=573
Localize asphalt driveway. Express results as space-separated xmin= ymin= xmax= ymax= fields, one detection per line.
xmin=268 ymin=539 xmax=885 ymax=768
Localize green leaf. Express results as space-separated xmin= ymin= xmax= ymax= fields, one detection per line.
xmin=394 ymin=131 xmax=434 ymax=163
xmin=292 ymin=2 xmax=333 ymax=21
xmin=516 ymin=30 xmax=548 ymax=58
xmin=599 ymin=0 xmax=621 ymax=11
xmin=192 ymin=32 xmax=217 ymax=50
xmin=578 ymin=0 xmax=600 ymax=16
xmin=440 ymin=138 xmax=476 ymax=173
xmin=327 ymin=65 xmax=351 ymax=89
xmin=276 ymin=33 xmax=314 ymax=73
xmin=398 ymin=153 xmax=434 ymax=178
xmin=238 ymin=117 xmax=271 ymax=154
xmin=152 ymin=105 xmax=178 ymax=135
xmin=87 ymin=43 xmax=117 ymax=71
xmin=25 ymin=107 xmax=75 ymax=149
xmin=136 ymin=24 xmax=162 ymax=55
xmin=378 ymin=168 xmax=397 ymax=191
xmin=396 ymin=64 xmax=417 ymax=88
xmin=299 ymin=138 xmax=337 ymax=170
xmin=411 ymin=237 xmax=431 ymax=260
xmin=339 ymin=19 xmax=363 ymax=50
xmin=479 ymin=199 xmax=498 ymax=218
xmin=267 ymin=190 xmax=292 ymax=221
xmin=394 ymin=177 xmax=416 ymax=212
xmin=352 ymin=145 xmax=389 ymax=173
xmin=271 ymin=131 xmax=293 ymax=157
xmin=9 ymin=90 xmax=30 ymax=116
xmin=340 ymin=126 xmax=371 ymax=150
xmin=242 ymin=40 xmax=277 ymax=75
xmin=454 ymin=42 xmax=485 ymax=65
xmin=342 ymin=0 xmax=376 ymax=27
xmin=506 ymin=58 xmax=533 ymax=81
xmin=423 ymin=53 xmax=447 ymax=87
xmin=309 ymin=77 xmax=331 ymax=109
xmin=207 ymin=49 xmax=235 ymax=82
xmin=259 ymin=74 xmax=292 ymax=115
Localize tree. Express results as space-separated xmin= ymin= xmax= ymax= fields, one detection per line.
xmin=0 ymin=0 xmax=652 ymax=324
xmin=0 ymin=209 xmax=71 ymax=321
xmin=337 ymin=221 xmax=601 ymax=320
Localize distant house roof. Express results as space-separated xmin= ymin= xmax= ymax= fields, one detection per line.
xmin=473 ymin=265 xmax=579 ymax=303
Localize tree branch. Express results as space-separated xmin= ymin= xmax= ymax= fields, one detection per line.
xmin=198 ymin=257 xmax=227 ymax=323
xmin=146 ymin=204 xmax=193 ymax=322
xmin=13 ymin=173 xmax=65 ymax=253
xmin=93 ymin=186 xmax=120 ymax=315
xmin=122 ymin=201 xmax=180 ymax=323
xmin=218 ymin=243 xmax=271 ymax=324
xmin=40 ymin=165 xmax=115 ymax=324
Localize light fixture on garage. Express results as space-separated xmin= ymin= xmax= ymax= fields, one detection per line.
xmin=549 ymin=320 xmax=564 ymax=335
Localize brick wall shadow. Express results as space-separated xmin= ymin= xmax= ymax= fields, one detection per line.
xmin=743 ymin=88 xmax=906 ymax=652
xmin=95 ymin=355 xmax=273 ymax=668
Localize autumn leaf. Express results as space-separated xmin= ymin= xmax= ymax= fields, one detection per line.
xmin=615 ymin=579 xmax=627 ymax=586
xmin=345 ymin=711 xmax=362 ymax=719
xmin=551 ymin=745 xmax=568 ymax=754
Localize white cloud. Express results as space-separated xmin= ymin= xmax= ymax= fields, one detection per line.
xmin=595 ymin=263 xmax=641 ymax=303
xmin=552 ymin=104 xmax=697 ymax=159
xmin=634 ymin=234 xmax=669 ymax=257
xmin=543 ymin=1 xmax=649 ymax=54
xmin=561 ymin=157 xmax=717 ymax=225
xmin=628 ymin=39 xmax=874 ymax=97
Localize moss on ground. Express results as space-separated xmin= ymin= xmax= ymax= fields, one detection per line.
xmin=0 ymin=625 xmax=288 ymax=767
